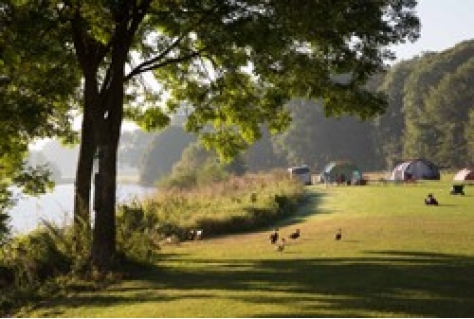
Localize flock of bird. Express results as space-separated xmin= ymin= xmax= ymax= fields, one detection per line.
xmin=269 ymin=227 xmax=342 ymax=252
xmin=165 ymin=227 xmax=342 ymax=249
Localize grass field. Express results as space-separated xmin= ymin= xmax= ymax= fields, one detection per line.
xmin=20 ymin=179 xmax=474 ymax=317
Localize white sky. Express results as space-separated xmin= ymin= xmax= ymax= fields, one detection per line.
xmin=391 ymin=0 xmax=474 ymax=62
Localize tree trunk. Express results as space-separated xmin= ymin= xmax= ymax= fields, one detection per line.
xmin=91 ymin=143 xmax=118 ymax=270
xmin=90 ymin=60 xmax=125 ymax=270
xmin=72 ymin=4 xmax=139 ymax=270
xmin=73 ymin=74 xmax=99 ymax=254
xmin=73 ymin=117 xmax=95 ymax=253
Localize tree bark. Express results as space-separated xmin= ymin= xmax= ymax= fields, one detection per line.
xmin=73 ymin=116 xmax=95 ymax=252
xmin=91 ymin=143 xmax=118 ymax=270
xmin=90 ymin=56 xmax=125 ymax=270
xmin=73 ymin=69 xmax=100 ymax=253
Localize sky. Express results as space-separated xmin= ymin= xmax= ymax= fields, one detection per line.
xmin=391 ymin=1 xmax=474 ymax=62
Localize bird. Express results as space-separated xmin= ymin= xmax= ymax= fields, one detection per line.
xmin=269 ymin=228 xmax=279 ymax=244
xmin=276 ymin=238 xmax=286 ymax=252
xmin=335 ymin=229 xmax=342 ymax=241
xmin=195 ymin=229 xmax=203 ymax=240
xmin=289 ymin=229 xmax=300 ymax=240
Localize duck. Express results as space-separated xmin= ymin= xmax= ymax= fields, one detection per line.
xmin=276 ymin=238 xmax=286 ymax=252
xmin=289 ymin=229 xmax=300 ymax=240
xmin=269 ymin=228 xmax=279 ymax=244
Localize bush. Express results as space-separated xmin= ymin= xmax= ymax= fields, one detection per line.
xmin=0 ymin=223 xmax=77 ymax=316
xmin=116 ymin=202 xmax=161 ymax=262
xmin=0 ymin=210 xmax=10 ymax=245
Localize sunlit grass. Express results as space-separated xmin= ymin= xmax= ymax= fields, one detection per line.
xmin=20 ymin=179 xmax=474 ymax=317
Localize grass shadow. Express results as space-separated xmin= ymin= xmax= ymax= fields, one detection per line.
xmin=273 ymin=189 xmax=329 ymax=228
xmin=35 ymin=250 xmax=474 ymax=317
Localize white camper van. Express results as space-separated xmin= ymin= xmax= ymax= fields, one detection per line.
xmin=288 ymin=165 xmax=312 ymax=185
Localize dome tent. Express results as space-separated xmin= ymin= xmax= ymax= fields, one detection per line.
xmin=321 ymin=161 xmax=362 ymax=184
xmin=389 ymin=159 xmax=440 ymax=181
xmin=453 ymin=168 xmax=474 ymax=182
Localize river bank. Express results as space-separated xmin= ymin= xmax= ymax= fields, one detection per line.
xmin=8 ymin=183 xmax=154 ymax=235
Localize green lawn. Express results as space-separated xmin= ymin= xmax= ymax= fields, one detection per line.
xmin=20 ymin=180 xmax=474 ymax=317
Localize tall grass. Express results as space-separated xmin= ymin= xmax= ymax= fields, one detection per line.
xmin=117 ymin=170 xmax=305 ymax=243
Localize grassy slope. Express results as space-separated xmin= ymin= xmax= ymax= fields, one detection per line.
xmin=22 ymin=180 xmax=474 ymax=317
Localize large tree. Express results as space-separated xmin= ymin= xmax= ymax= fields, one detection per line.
xmin=8 ymin=0 xmax=419 ymax=270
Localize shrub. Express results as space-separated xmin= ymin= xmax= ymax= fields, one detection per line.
xmin=0 ymin=210 xmax=10 ymax=245
xmin=116 ymin=202 xmax=161 ymax=262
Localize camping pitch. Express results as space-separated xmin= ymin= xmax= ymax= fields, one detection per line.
xmin=453 ymin=168 xmax=474 ymax=182
xmin=321 ymin=161 xmax=362 ymax=185
xmin=390 ymin=159 xmax=440 ymax=181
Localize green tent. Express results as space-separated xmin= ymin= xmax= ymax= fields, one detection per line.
xmin=321 ymin=161 xmax=362 ymax=184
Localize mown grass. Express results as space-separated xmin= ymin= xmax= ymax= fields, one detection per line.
xmin=18 ymin=179 xmax=474 ymax=317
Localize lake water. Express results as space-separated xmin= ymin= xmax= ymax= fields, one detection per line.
xmin=8 ymin=183 xmax=155 ymax=235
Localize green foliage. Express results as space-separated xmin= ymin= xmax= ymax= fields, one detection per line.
xmin=373 ymin=59 xmax=418 ymax=167
xmin=370 ymin=39 xmax=474 ymax=169
xmin=12 ymin=164 xmax=55 ymax=195
xmin=466 ymin=109 xmax=474 ymax=163
xmin=275 ymin=99 xmax=379 ymax=171
xmin=0 ymin=211 xmax=10 ymax=245
xmin=139 ymin=126 xmax=197 ymax=186
xmin=244 ymin=127 xmax=288 ymax=172
xmin=158 ymin=142 xmax=247 ymax=189
xmin=0 ymin=0 xmax=79 ymax=221
xmin=424 ymin=57 xmax=474 ymax=167
xmin=118 ymin=130 xmax=156 ymax=170
xmin=402 ymin=40 xmax=474 ymax=161
xmin=0 ymin=162 xmax=55 ymax=245
xmin=133 ymin=108 xmax=170 ymax=131
xmin=116 ymin=203 xmax=161 ymax=263
xmin=0 ymin=225 xmax=74 ymax=315
xmin=1 ymin=229 xmax=72 ymax=285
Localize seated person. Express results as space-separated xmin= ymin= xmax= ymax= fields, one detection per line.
xmin=450 ymin=185 xmax=465 ymax=195
xmin=425 ymin=193 xmax=439 ymax=206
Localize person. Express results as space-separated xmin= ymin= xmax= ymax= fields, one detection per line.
xmin=425 ymin=193 xmax=438 ymax=206
xmin=337 ymin=174 xmax=346 ymax=185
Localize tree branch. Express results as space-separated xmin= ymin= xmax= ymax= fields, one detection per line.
xmin=126 ymin=50 xmax=203 ymax=80
xmin=126 ymin=33 xmax=189 ymax=79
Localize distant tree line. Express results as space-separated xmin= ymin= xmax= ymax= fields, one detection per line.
xmin=375 ymin=39 xmax=474 ymax=170
xmin=32 ymin=39 xmax=474 ymax=187
xmin=139 ymin=39 xmax=474 ymax=183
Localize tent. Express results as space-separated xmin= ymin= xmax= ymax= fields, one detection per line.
xmin=321 ymin=161 xmax=362 ymax=184
xmin=453 ymin=168 xmax=474 ymax=182
xmin=389 ymin=159 xmax=440 ymax=181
